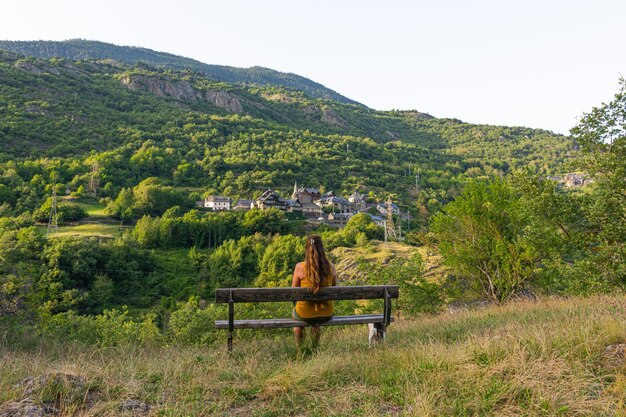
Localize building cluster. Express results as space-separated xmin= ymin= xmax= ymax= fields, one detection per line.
xmin=196 ymin=182 xmax=403 ymax=228
xmin=547 ymin=173 xmax=592 ymax=188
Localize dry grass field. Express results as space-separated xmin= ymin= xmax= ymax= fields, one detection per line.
xmin=2 ymin=295 xmax=626 ymax=416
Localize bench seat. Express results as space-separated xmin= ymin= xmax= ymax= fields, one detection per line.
xmin=215 ymin=314 xmax=394 ymax=329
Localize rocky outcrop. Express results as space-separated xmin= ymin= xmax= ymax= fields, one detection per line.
xmin=120 ymin=75 xmax=243 ymax=113
xmin=0 ymin=398 xmax=57 ymax=417
xmin=321 ymin=106 xmax=347 ymax=128
xmin=16 ymin=373 xmax=87 ymax=397
xmin=121 ymin=75 xmax=196 ymax=101
xmin=301 ymin=105 xmax=348 ymax=128
xmin=1 ymin=373 xmax=98 ymax=417
xmin=205 ymin=90 xmax=244 ymax=113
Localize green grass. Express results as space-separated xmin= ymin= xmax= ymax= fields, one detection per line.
xmin=2 ymin=296 xmax=626 ymax=416
xmin=61 ymin=196 xmax=109 ymax=217
xmin=46 ymin=223 xmax=128 ymax=239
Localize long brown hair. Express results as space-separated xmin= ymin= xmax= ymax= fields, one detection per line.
xmin=305 ymin=235 xmax=332 ymax=293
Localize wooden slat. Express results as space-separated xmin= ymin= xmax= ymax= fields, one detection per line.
xmin=215 ymin=285 xmax=399 ymax=303
xmin=215 ymin=314 xmax=394 ymax=329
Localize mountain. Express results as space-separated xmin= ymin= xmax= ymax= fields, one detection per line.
xmin=0 ymin=49 xmax=574 ymax=217
xmin=0 ymin=39 xmax=363 ymax=106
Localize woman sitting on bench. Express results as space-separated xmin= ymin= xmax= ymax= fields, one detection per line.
xmin=292 ymin=234 xmax=337 ymax=353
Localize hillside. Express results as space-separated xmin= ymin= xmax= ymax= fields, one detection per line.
xmin=2 ymin=296 xmax=625 ymax=416
xmin=0 ymin=39 xmax=363 ymax=105
xmin=0 ymin=49 xmax=574 ymax=217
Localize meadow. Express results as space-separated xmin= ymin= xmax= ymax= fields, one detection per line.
xmin=2 ymin=295 xmax=625 ymax=416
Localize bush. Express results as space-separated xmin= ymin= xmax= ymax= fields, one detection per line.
xmin=358 ymin=254 xmax=444 ymax=315
xmin=33 ymin=198 xmax=87 ymax=224
xmin=168 ymin=297 xmax=219 ymax=345
xmin=38 ymin=308 xmax=162 ymax=347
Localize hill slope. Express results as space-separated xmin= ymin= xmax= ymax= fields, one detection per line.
xmin=2 ymin=296 xmax=624 ymax=416
xmin=0 ymin=39 xmax=363 ymax=105
xmin=0 ymin=50 xmax=574 ymax=215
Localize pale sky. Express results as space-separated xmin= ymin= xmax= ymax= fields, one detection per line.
xmin=2 ymin=0 xmax=625 ymax=134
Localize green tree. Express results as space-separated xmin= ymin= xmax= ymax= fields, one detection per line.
xmin=242 ymin=208 xmax=287 ymax=234
xmin=431 ymin=178 xmax=538 ymax=303
xmin=256 ymin=235 xmax=305 ymax=287
xmin=570 ymin=78 xmax=626 ymax=286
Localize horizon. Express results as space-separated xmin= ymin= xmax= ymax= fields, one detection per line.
xmin=3 ymin=0 xmax=626 ymax=134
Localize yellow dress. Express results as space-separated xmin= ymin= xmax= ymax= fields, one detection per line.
xmin=295 ymin=267 xmax=334 ymax=319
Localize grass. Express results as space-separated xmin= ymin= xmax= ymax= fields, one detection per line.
xmin=61 ymin=196 xmax=109 ymax=218
xmin=332 ymin=241 xmax=419 ymax=282
xmin=2 ymin=296 xmax=626 ymax=416
xmin=40 ymin=196 xmax=130 ymax=239
xmin=45 ymin=224 xmax=128 ymax=239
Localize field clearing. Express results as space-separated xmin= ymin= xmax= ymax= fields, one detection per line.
xmin=60 ymin=197 xmax=109 ymax=217
xmin=45 ymin=223 xmax=129 ymax=239
xmin=2 ymin=295 xmax=626 ymax=416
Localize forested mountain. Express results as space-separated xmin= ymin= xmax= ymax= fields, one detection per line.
xmin=0 ymin=49 xmax=574 ymax=217
xmin=0 ymin=39 xmax=363 ymax=105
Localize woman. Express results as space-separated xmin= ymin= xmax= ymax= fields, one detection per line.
xmin=292 ymin=235 xmax=337 ymax=353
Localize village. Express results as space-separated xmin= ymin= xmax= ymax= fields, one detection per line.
xmin=195 ymin=182 xmax=406 ymax=229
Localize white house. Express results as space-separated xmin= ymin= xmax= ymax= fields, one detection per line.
xmin=202 ymin=196 xmax=232 ymax=210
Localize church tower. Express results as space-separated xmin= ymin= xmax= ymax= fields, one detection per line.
xmin=291 ymin=181 xmax=298 ymax=199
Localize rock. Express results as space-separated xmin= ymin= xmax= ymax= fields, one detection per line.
xmin=121 ymin=75 xmax=197 ymax=101
xmin=119 ymin=399 xmax=151 ymax=414
xmin=120 ymin=75 xmax=244 ymax=113
xmin=0 ymin=398 xmax=58 ymax=417
xmin=604 ymin=343 xmax=626 ymax=360
xmin=16 ymin=373 xmax=87 ymax=397
xmin=14 ymin=61 xmax=43 ymax=74
xmin=205 ymin=90 xmax=244 ymax=113
xmin=320 ymin=106 xmax=347 ymax=127
xmin=13 ymin=373 xmax=97 ymax=411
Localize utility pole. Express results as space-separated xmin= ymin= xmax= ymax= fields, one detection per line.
xmin=88 ymin=162 xmax=100 ymax=197
xmin=47 ymin=190 xmax=59 ymax=236
xmin=385 ymin=196 xmax=397 ymax=240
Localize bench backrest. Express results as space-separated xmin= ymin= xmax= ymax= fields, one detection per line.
xmin=215 ymin=285 xmax=399 ymax=303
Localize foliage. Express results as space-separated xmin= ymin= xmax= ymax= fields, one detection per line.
xmin=358 ymin=253 xmax=444 ymax=314
xmin=256 ymin=234 xmax=305 ymax=287
xmin=570 ymin=78 xmax=626 ymax=287
xmin=432 ymin=178 xmax=539 ymax=303
xmin=323 ymin=213 xmax=383 ymax=249
xmin=38 ymin=308 xmax=162 ymax=347
xmin=167 ymin=297 xmax=219 ymax=345
xmin=33 ymin=198 xmax=87 ymax=224
xmin=242 ymin=208 xmax=288 ymax=234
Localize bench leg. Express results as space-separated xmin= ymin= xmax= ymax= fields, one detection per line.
xmin=228 ymin=293 xmax=234 ymax=352
xmin=369 ymin=323 xmax=386 ymax=346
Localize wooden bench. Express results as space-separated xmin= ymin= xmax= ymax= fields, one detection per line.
xmin=214 ymin=285 xmax=399 ymax=351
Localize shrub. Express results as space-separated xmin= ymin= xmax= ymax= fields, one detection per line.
xmin=168 ymin=297 xmax=219 ymax=345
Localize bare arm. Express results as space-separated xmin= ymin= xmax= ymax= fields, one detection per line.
xmin=292 ymin=262 xmax=303 ymax=288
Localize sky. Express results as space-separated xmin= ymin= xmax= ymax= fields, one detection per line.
xmin=2 ymin=0 xmax=625 ymax=134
